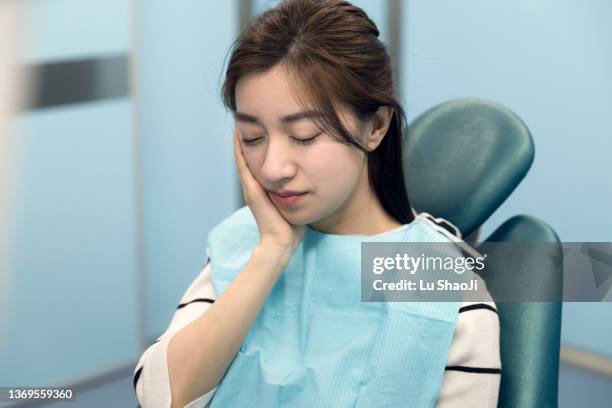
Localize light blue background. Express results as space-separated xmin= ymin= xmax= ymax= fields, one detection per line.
xmin=137 ymin=0 xmax=240 ymax=340
xmin=2 ymin=0 xmax=610 ymax=392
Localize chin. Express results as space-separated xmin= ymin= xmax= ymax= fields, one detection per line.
xmin=279 ymin=212 xmax=310 ymax=226
xmin=277 ymin=207 xmax=318 ymax=226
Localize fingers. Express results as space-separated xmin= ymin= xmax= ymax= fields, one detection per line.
xmin=233 ymin=129 xmax=246 ymax=174
xmin=233 ymin=129 xmax=250 ymax=183
xmin=233 ymin=128 xmax=259 ymax=198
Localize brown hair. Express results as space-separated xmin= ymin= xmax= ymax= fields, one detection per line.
xmin=221 ymin=0 xmax=414 ymax=224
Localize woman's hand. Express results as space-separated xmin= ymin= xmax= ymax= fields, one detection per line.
xmin=233 ymin=129 xmax=306 ymax=256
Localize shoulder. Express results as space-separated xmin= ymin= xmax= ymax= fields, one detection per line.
xmin=207 ymin=205 xmax=259 ymax=257
xmin=207 ymin=206 xmax=255 ymax=243
xmin=209 ymin=205 xmax=255 ymax=235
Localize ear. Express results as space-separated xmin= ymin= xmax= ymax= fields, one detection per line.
xmin=365 ymin=106 xmax=395 ymax=151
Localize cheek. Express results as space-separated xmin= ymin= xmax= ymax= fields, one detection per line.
xmin=306 ymin=143 xmax=363 ymax=194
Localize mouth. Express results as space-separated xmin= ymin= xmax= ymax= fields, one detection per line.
xmin=269 ymin=191 xmax=309 ymax=206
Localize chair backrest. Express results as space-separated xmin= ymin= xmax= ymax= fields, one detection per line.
xmin=404 ymin=98 xmax=534 ymax=236
xmin=406 ymin=98 xmax=563 ymax=407
xmin=478 ymin=215 xmax=563 ymax=408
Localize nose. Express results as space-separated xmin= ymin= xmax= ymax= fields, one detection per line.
xmin=259 ymin=135 xmax=298 ymax=184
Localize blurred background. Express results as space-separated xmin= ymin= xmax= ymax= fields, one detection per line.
xmin=0 ymin=0 xmax=610 ymax=407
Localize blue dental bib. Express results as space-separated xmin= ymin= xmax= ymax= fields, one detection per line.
xmin=207 ymin=206 xmax=464 ymax=407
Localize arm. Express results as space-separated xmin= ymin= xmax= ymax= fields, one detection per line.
xmin=166 ymin=244 xmax=291 ymax=407
xmin=133 ymin=244 xmax=292 ymax=408
xmin=133 ymin=250 xmax=217 ymax=408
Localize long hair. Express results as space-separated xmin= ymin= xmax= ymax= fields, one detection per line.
xmin=221 ymin=0 xmax=414 ymax=224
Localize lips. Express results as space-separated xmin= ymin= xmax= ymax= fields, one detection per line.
xmin=272 ymin=191 xmax=307 ymax=197
xmin=269 ymin=191 xmax=308 ymax=206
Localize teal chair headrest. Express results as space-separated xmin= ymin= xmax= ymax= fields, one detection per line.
xmin=404 ymin=98 xmax=535 ymax=236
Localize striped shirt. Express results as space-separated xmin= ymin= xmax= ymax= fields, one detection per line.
xmin=133 ymin=251 xmax=501 ymax=407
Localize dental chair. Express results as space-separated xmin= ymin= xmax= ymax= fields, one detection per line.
xmin=404 ymin=98 xmax=563 ymax=408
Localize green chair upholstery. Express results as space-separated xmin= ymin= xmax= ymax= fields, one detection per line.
xmin=404 ymin=98 xmax=534 ymax=237
xmin=404 ymin=98 xmax=563 ymax=407
xmin=479 ymin=215 xmax=563 ymax=408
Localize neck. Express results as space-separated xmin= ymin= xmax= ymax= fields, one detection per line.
xmin=309 ymin=179 xmax=402 ymax=236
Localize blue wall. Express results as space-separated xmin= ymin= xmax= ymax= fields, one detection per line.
xmin=137 ymin=1 xmax=240 ymax=340
xmin=20 ymin=0 xmax=130 ymax=63
xmin=1 ymin=0 xmax=138 ymax=386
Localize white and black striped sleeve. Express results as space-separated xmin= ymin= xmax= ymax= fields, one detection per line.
xmin=133 ymin=249 xmax=218 ymax=408
xmin=436 ymin=273 xmax=502 ymax=408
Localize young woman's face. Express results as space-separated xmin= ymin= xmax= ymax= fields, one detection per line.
xmin=234 ymin=64 xmax=369 ymax=226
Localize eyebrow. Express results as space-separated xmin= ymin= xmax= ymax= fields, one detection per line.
xmin=234 ymin=110 xmax=320 ymax=126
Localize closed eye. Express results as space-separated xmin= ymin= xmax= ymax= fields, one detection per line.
xmin=291 ymin=133 xmax=321 ymax=145
xmin=242 ymin=137 xmax=264 ymax=146
xmin=242 ymin=133 xmax=321 ymax=146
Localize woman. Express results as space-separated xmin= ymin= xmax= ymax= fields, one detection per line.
xmin=134 ymin=0 xmax=501 ymax=406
